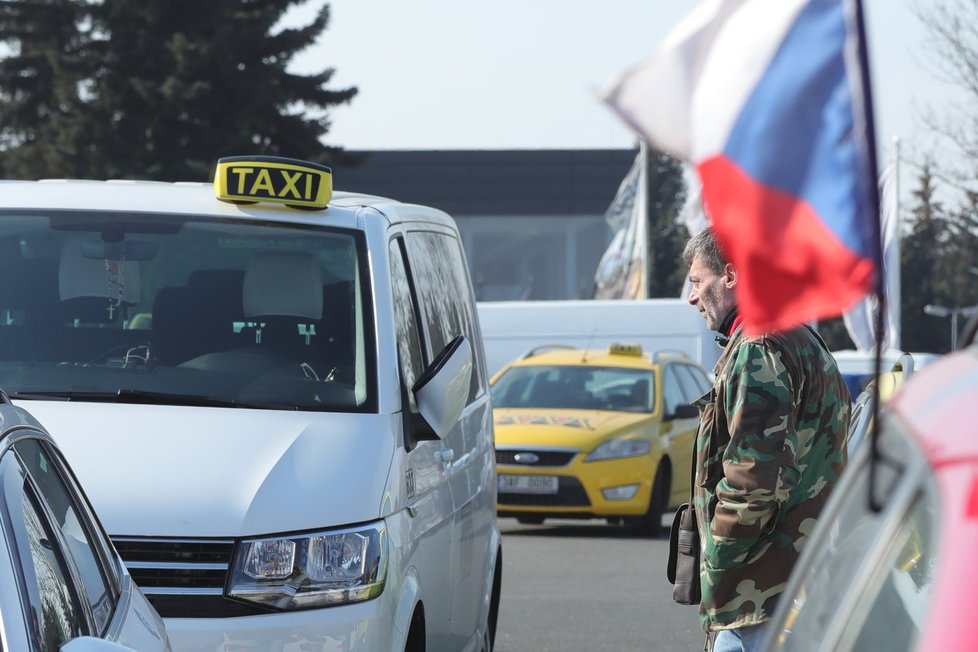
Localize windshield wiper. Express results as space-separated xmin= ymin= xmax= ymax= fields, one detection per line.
xmin=8 ymin=389 xmax=303 ymax=411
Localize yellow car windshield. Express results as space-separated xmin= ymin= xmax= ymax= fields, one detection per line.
xmin=491 ymin=365 xmax=654 ymax=412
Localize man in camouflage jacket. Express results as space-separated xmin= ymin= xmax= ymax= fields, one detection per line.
xmin=683 ymin=229 xmax=849 ymax=651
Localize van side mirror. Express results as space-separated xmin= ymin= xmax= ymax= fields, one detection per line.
xmin=61 ymin=637 xmax=139 ymax=652
xmin=410 ymin=335 xmax=473 ymax=440
xmin=667 ymin=403 xmax=699 ymax=420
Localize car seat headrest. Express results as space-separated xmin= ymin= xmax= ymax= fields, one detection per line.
xmin=243 ymin=251 xmax=323 ymax=320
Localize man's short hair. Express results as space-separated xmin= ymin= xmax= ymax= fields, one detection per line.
xmin=682 ymin=228 xmax=727 ymax=275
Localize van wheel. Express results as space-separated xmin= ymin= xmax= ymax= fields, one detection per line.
xmin=404 ymin=605 xmax=425 ymax=652
xmin=480 ymin=629 xmax=492 ymax=652
xmin=482 ymin=552 xmax=502 ymax=651
xmin=632 ymin=465 xmax=669 ymax=537
xmin=516 ymin=516 xmax=544 ymax=525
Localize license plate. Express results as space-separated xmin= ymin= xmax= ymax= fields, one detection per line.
xmin=497 ymin=474 xmax=559 ymax=494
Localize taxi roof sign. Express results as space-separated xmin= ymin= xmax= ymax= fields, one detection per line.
xmin=609 ymin=343 xmax=643 ymax=357
xmin=214 ymin=156 xmax=332 ymax=210
xmin=652 ymin=350 xmax=690 ymax=362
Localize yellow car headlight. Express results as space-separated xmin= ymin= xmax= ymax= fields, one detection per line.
xmin=585 ymin=438 xmax=651 ymax=462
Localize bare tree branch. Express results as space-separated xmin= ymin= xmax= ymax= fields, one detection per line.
xmin=912 ymin=0 xmax=978 ymax=196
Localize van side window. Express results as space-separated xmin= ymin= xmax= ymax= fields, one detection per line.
xmin=404 ymin=231 xmax=485 ymax=402
xmin=389 ymin=239 xmax=424 ymax=412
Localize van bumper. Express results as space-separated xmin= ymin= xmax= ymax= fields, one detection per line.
xmin=163 ymin=597 xmax=395 ymax=652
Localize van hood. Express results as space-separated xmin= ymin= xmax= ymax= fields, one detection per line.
xmin=17 ymin=401 xmax=396 ymax=538
xmin=493 ymin=407 xmax=653 ymax=450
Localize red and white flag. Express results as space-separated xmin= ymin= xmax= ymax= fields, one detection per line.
xmin=602 ymin=0 xmax=881 ymax=334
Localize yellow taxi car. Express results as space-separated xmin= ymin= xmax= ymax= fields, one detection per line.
xmin=490 ymin=343 xmax=711 ymax=535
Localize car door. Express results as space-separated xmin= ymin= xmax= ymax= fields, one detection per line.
xmin=660 ymin=364 xmax=702 ymax=504
xmin=388 ymin=235 xmax=456 ymax=647
xmin=672 ymin=363 xmax=714 ymax=498
xmin=0 ymin=428 xmax=169 ymax=651
xmin=403 ymin=227 xmax=494 ymax=648
xmin=0 ymin=437 xmax=88 ymax=649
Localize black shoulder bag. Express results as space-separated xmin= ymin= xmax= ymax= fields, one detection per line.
xmin=666 ymin=449 xmax=701 ymax=605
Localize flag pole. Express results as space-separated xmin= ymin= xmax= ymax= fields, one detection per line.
xmin=850 ymin=0 xmax=886 ymax=513
xmin=638 ymin=140 xmax=649 ymax=299
xmin=891 ymin=135 xmax=902 ymax=350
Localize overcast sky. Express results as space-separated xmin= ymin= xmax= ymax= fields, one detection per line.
xmin=287 ymin=1 xmax=954 ymax=162
xmin=280 ymin=0 xmax=972 ymax=216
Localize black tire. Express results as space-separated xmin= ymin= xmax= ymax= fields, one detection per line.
xmin=404 ymin=605 xmax=425 ymax=652
xmin=484 ymin=553 xmax=502 ymax=651
xmin=516 ymin=516 xmax=544 ymax=525
xmin=632 ymin=465 xmax=669 ymax=537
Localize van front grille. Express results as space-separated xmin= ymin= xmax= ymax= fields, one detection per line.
xmin=112 ymin=537 xmax=263 ymax=618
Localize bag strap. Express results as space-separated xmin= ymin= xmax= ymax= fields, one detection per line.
xmin=803 ymin=323 xmax=832 ymax=355
xmin=688 ymin=425 xmax=698 ymax=503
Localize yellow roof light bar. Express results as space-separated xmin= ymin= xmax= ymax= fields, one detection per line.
xmin=214 ymin=156 xmax=332 ymax=210
xmin=609 ymin=343 xmax=643 ymax=357
xmin=652 ymin=350 xmax=690 ymax=362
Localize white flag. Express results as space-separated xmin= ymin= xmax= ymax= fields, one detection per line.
xmin=593 ymin=146 xmax=648 ymax=299
xmin=843 ymin=162 xmax=900 ymax=351
xmin=679 ymin=186 xmax=709 ymax=300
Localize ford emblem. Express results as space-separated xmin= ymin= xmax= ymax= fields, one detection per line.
xmin=514 ymin=452 xmax=540 ymax=465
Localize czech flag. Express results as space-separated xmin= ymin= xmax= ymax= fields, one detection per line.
xmin=602 ymin=0 xmax=880 ymax=335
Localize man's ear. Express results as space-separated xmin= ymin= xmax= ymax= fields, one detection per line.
xmin=723 ymin=263 xmax=738 ymax=289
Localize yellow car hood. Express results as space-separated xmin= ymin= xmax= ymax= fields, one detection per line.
xmin=493 ymin=408 xmax=652 ymax=448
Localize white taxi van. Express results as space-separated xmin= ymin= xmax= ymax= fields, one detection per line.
xmin=0 ymin=157 xmax=501 ymax=651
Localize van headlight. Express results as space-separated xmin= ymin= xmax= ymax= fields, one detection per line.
xmin=227 ymin=521 xmax=387 ymax=610
xmin=585 ymin=438 xmax=651 ymax=462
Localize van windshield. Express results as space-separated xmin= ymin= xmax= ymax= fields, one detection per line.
xmin=0 ymin=210 xmax=375 ymax=412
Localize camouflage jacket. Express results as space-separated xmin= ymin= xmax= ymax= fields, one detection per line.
xmin=693 ymin=324 xmax=850 ymax=631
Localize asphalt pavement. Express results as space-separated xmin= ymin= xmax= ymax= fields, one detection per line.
xmin=493 ymin=516 xmax=705 ymax=652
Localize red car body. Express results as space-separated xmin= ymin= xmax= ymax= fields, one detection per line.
xmin=765 ymin=338 xmax=978 ymax=652
xmin=890 ymin=346 xmax=978 ymax=652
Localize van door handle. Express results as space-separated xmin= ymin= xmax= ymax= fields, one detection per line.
xmin=435 ymin=449 xmax=455 ymax=465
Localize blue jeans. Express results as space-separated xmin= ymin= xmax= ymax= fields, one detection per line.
xmin=713 ymin=623 xmax=771 ymax=652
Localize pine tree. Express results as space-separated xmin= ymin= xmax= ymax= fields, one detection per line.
xmin=0 ymin=0 xmax=98 ymax=178
xmin=0 ymin=0 xmax=356 ymax=181
xmin=645 ymin=149 xmax=688 ymax=297
xmin=901 ymin=163 xmax=949 ymax=352
xmin=940 ymin=192 xmax=978 ymax=345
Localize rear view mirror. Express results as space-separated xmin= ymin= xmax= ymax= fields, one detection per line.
xmin=80 ymin=239 xmax=159 ymax=261
xmin=412 ymin=336 xmax=473 ymax=438
xmin=668 ymin=403 xmax=700 ymax=420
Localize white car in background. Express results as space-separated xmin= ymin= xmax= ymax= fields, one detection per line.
xmin=0 ymin=393 xmax=170 ymax=652
xmin=831 ymin=349 xmax=938 ymax=402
